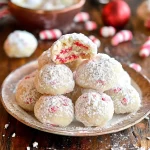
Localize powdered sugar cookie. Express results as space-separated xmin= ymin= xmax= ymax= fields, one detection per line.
xmin=4 ymin=30 xmax=38 ymax=58
xmin=75 ymin=53 xmax=123 ymax=92
xmin=11 ymin=0 xmax=43 ymax=9
xmin=38 ymin=49 xmax=52 ymax=69
xmin=75 ymin=92 xmax=114 ymax=127
xmin=34 ymin=95 xmax=74 ymax=127
xmin=35 ymin=64 xmax=75 ymax=95
xmin=120 ymin=71 xmax=131 ymax=85
xmin=50 ymin=33 xmax=97 ymax=64
xmin=105 ymin=84 xmax=141 ymax=114
xmin=15 ymin=71 xmax=41 ymax=111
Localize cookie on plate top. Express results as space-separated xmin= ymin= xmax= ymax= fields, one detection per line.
xmin=75 ymin=53 xmax=123 ymax=92
xmin=50 ymin=33 xmax=97 ymax=64
xmin=34 ymin=63 xmax=75 ymax=95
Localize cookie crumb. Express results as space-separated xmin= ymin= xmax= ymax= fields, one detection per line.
xmin=4 ymin=124 xmax=9 ymax=129
xmin=33 ymin=141 xmax=38 ymax=148
xmin=12 ymin=133 xmax=16 ymax=137
xmin=26 ymin=146 xmax=30 ymax=150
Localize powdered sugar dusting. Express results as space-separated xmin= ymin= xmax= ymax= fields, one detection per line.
xmin=4 ymin=123 xmax=9 ymax=129
xmin=105 ymin=84 xmax=141 ymax=114
xmin=75 ymin=92 xmax=114 ymax=127
xmin=16 ymin=71 xmax=41 ymax=111
xmin=4 ymin=30 xmax=38 ymax=58
xmin=34 ymin=95 xmax=74 ymax=126
xmin=33 ymin=141 xmax=38 ymax=148
xmin=12 ymin=133 xmax=16 ymax=137
xmin=51 ymin=33 xmax=97 ymax=64
xmin=75 ymin=53 xmax=123 ymax=92
xmin=26 ymin=146 xmax=30 ymax=150
xmin=35 ymin=63 xmax=75 ymax=95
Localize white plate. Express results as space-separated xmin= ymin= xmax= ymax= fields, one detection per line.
xmin=1 ymin=61 xmax=150 ymax=136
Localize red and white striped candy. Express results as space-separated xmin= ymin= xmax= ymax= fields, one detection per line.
xmin=100 ymin=26 xmax=116 ymax=38
xmin=0 ymin=8 xmax=10 ymax=19
xmin=111 ymin=30 xmax=133 ymax=46
xmin=129 ymin=63 xmax=142 ymax=72
xmin=144 ymin=19 xmax=150 ymax=29
xmin=89 ymin=35 xmax=101 ymax=48
xmin=85 ymin=21 xmax=97 ymax=31
xmin=73 ymin=12 xmax=90 ymax=23
xmin=139 ymin=37 xmax=150 ymax=58
xmin=39 ymin=29 xmax=62 ymax=40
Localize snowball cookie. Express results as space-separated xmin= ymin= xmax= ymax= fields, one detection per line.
xmin=50 ymin=33 xmax=97 ymax=64
xmin=15 ymin=71 xmax=41 ymax=111
xmin=4 ymin=30 xmax=38 ymax=58
xmin=38 ymin=49 xmax=52 ymax=69
xmin=119 ymin=71 xmax=131 ymax=85
xmin=75 ymin=92 xmax=114 ymax=127
xmin=105 ymin=84 xmax=141 ymax=114
xmin=34 ymin=95 xmax=74 ymax=127
xmin=75 ymin=53 xmax=123 ymax=92
xmin=35 ymin=63 xmax=75 ymax=95
xmin=11 ymin=0 xmax=43 ymax=9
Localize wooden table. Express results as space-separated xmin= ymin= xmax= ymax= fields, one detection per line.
xmin=0 ymin=0 xmax=150 ymax=149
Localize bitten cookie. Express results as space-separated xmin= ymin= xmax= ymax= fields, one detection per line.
xmin=15 ymin=71 xmax=41 ymax=111
xmin=50 ymin=33 xmax=97 ymax=64
xmin=75 ymin=92 xmax=114 ymax=127
xmin=34 ymin=63 xmax=75 ymax=95
xmin=34 ymin=95 xmax=74 ymax=127
xmin=4 ymin=30 xmax=38 ymax=58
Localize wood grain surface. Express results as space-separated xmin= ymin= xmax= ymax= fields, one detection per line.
xmin=0 ymin=0 xmax=150 ymax=149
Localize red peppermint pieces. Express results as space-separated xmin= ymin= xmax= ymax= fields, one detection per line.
xmin=62 ymin=99 xmax=69 ymax=106
xmin=60 ymin=47 xmax=72 ymax=54
xmin=121 ymin=98 xmax=129 ymax=105
xmin=102 ymin=97 xmax=106 ymax=101
xmin=26 ymin=98 xmax=33 ymax=104
xmin=97 ymin=80 xmax=105 ymax=85
xmin=49 ymin=106 xmax=59 ymax=113
xmin=74 ymin=41 xmax=88 ymax=50
xmin=113 ymin=87 xmax=121 ymax=93
xmin=25 ymin=76 xmax=30 ymax=79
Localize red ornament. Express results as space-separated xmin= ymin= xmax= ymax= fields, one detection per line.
xmin=102 ymin=0 xmax=131 ymax=28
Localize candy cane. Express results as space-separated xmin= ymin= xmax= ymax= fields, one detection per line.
xmin=73 ymin=12 xmax=90 ymax=23
xmin=89 ymin=35 xmax=101 ymax=48
xmin=111 ymin=30 xmax=133 ymax=46
xmin=100 ymin=26 xmax=116 ymax=37
xmin=0 ymin=8 xmax=10 ymax=19
xmin=39 ymin=29 xmax=62 ymax=40
xmin=129 ymin=63 xmax=142 ymax=72
xmin=85 ymin=21 xmax=97 ymax=31
xmin=139 ymin=37 xmax=150 ymax=58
